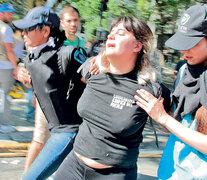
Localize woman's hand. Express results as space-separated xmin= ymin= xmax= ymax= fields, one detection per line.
xmin=134 ymin=89 xmax=169 ymax=125
xmin=135 ymin=90 xmax=207 ymax=154
xmin=13 ymin=67 xmax=17 ymax=79
xmin=89 ymin=57 xmax=99 ymax=75
xmin=17 ymin=67 xmax=32 ymax=88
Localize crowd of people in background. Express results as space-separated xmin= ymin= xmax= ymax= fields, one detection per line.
xmin=0 ymin=2 xmax=207 ymax=180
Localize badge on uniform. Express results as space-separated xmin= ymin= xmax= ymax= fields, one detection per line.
xmin=74 ymin=48 xmax=87 ymax=64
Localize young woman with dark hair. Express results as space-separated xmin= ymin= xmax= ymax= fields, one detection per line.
xmin=54 ymin=16 xmax=160 ymax=180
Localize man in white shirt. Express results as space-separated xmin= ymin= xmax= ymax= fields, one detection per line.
xmin=0 ymin=3 xmax=17 ymax=133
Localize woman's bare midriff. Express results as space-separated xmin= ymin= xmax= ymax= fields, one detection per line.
xmin=74 ymin=152 xmax=113 ymax=169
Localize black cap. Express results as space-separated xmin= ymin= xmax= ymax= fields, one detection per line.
xmin=165 ymin=4 xmax=207 ymax=50
xmin=12 ymin=6 xmax=59 ymax=30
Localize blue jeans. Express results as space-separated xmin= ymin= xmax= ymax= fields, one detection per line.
xmin=25 ymin=88 xmax=35 ymax=121
xmin=23 ymin=132 xmax=76 ymax=180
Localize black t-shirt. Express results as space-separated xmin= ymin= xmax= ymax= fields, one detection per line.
xmin=74 ymin=68 xmax=154 ymax=168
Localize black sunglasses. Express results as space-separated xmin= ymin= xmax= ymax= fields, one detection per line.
xmin=23 ymin=24 xmax=45 ymax=33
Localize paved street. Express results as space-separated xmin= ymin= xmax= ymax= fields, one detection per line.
xmin=0 ymin=157 xmax=25 ymax=180
xmin=0 ymin=95 xmax=33 ymax=180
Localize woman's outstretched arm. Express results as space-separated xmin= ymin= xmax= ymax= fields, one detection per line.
xmin=134 ymin=89 xmax=207 ymax=154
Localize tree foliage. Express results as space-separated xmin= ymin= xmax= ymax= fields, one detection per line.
xmin=135 ymin=0 xmax=198 ymax=50
xmin=62 ymin=0 xmax=140 ymax=39
xmin=2 ymin=0 xmax=205 ymax=48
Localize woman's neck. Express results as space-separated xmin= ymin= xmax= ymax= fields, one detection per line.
xmin=187 ymin=62 xmax=206 ymax=78
xmin=107 ymin=55 xmax=137 ymax=74
xmin=204 ymin=60 xmax=207 ymax=66
xmin=28 ymin=37 xmax=55 ymax=58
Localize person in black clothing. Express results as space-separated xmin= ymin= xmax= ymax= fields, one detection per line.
xmin=173 ymin=58 xmax=187 ymax=90
xmin=54 ymin=16 xmax=161 ymax=180
xmin=135 ymin=4 xmax=207 ymax=179
xmin=13 ymin=6 xmax=87 ymax=180
xmin=175 ymin=59 xmax=187 ymax=74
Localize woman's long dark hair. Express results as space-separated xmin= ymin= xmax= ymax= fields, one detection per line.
xmin=50 ymin=26 xmax=66 ymax=45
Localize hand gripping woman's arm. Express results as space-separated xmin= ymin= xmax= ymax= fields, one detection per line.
xmin=135 ymin=89 xmax=207 ymax=154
